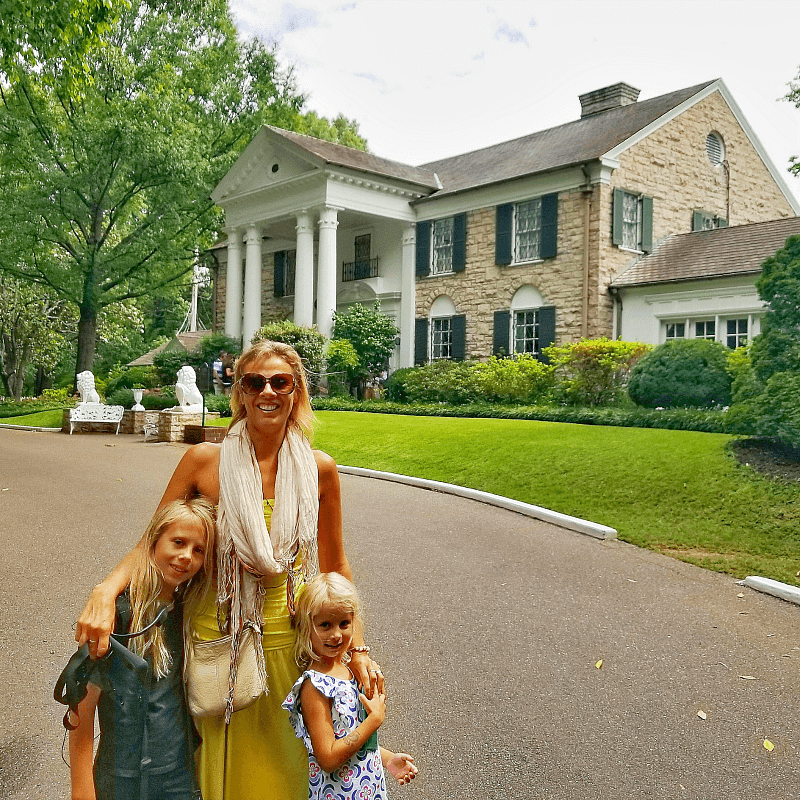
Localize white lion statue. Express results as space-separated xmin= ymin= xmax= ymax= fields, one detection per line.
xmin=76 ymin=371 xmax=101 ymax=405
xmin=168 ymin=365 xmax=203 ymax=413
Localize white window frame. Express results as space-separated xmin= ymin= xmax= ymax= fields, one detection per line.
xmin=430 ymin=218 xmax=454 ymax=275
xmin=664 ymin=322 xmax=686 ymax=341
xmin=621 ymin=191 xmax=644 ymax=252
xmin=725 ymin=317 xmax=748 ymax=349
xmin=661 ymin=314 xmax=755 ymax=348
xmin=694 ymin=320 xmax=716 ymax=340
xmin=513 ymin=309 xmax=541 ymax=354
xmin=430 ymin=317 xmax=453 ymax=360
xmin=514 ymin=198 xmax=542 ymax=263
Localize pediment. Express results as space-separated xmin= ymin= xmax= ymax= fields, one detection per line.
xmin=212 ymin=127 xmax=321 ymax=204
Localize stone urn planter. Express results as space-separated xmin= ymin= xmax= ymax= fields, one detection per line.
xmin=131 ymin=389 xmax=145 ymax=411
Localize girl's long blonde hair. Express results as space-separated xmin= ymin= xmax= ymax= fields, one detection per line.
xmin=128 ymin=497 xmax=216 ymax=679
xmin=293 ymin=572 xmax=363 ymax=669
xmin=228 ymin=340 xmax=314 ymax=440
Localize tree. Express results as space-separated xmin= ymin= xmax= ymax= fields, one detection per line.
xmin=332 ymin=302 xmax=398 ymax=397
xmin=0 ymin=0 xmax=307 ymax=379
xmin=0 ymin=275 xmax=73 ymax=399
xmin=295 ymin=111 xmax=368 ymax=151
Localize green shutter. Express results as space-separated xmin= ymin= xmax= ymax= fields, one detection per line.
xmin=692 ymin=210 xmax=706 ymax=231
xmin=716 ymin=216 xmax=728 ymax=228
xmin=452 ymin=213 xmax=467 ymax=272
xmin=641 ymin=196 xmax=653 ymax=253
xmin=496 ymin=204 xmax=513 ymax=265
xmin=274 ymin=251 xmax=285 ymax=298
xmin=493 ymin=310 xmax=510 ymax=356
xmin=537 ymin=306 xmax=556 ymax=363
xmin=414 ymin=318 xmax=428 ymax=365
xmin=540 ymin=193 xmax=558 ymax=259
xmin=612 ymin=189 xmax=625 ymax=246
xmin=451 ymin=315 xmax=466 ymax=361
xmin=415 ymin=221 xmax=431 ymax=276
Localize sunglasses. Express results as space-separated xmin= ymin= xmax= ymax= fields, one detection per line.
xmin=238 ymin=372 xmax=296 ymax=396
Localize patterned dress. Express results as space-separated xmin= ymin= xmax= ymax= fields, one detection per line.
xmin=282 ymin=670 xmax=388 ymax=800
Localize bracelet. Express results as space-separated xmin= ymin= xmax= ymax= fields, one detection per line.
xmin=348 ymin=645 xmax=371 ymax=654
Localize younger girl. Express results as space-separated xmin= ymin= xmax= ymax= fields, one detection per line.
xmin=282 ymin=573 xmax=418 ymax=800
xmin=69 ymin=498 xmax=216 ymax=800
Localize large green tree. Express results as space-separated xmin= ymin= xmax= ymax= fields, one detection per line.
xmin=0 ymin=0 xmax=365 ymax=381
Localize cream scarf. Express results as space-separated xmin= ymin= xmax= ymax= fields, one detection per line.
xmin=216 ymin=419 xmax=319 ymax=721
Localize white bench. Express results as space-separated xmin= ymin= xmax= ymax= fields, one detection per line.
xmin=69 ymin=403 xmax=125 ymax=435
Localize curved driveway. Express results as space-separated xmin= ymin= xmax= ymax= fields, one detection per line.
xmin=1 ymin=429 xmax=798 ymax=800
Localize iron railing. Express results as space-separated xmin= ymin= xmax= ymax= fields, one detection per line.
xmin=342 ymin=257 xmax=379 ymax=282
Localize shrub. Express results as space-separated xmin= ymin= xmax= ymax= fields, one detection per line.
xmin=105 ymin=365 xmax=160 ymax=395
xmin=475 ymin=354 xmax=554 ymax=404
xmin=754 ymin=371 xmax=800 ymax=449
xmin=544 ymin=338 xmax=651 ymax=406
xmin=628 ymin=339 xmax=732 ymax=408
xmin=386 ymin=360 xmax=481 ymax=404
xmin=252 ymin=321 xmax=327 ymax=393
xmin=325 ymin=339 xmax=360 ymax=397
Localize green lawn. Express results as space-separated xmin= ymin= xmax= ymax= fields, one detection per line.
xmin=0 ymin=409 xmax=64 ymax=427
xmin=309 ymin=411 xmax=800 ymax=586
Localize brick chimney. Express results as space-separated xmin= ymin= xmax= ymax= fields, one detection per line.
xmin=579 ymin=83 xmax=641 ymax=118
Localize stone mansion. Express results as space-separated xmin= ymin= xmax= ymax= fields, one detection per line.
xmin=209 ymin=78 xmax=798 ymax=368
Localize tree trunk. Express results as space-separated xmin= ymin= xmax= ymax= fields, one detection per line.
xmin=34 ymin=365 xmax=51 ymax=396
xmin=75 ymin=304 xmax=97 ymax=380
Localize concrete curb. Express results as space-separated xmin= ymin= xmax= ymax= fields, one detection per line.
xmin=0 ymin=422 xmax=61 ymax=432
xmin=337 ymin=465 xmax=617 ymax=540
xmin=737 ymin=576 xmax=800 ymax=606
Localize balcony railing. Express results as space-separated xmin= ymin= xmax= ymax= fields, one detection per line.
xmin=342 ymin=257 xmax=379 ymax=282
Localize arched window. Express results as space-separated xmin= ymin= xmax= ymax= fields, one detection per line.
xmin=706 ymin=131 xmax=724 ymax=166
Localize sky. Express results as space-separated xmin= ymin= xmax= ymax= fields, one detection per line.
xmin=228 ymin=0 xmax=800 ymax=206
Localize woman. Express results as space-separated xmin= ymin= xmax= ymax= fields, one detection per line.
xmin=76 ymin=340 xmax=381 ymax=800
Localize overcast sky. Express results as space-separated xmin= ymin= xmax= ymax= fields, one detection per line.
xmin=229 ymin=0 xmax=800 ymax=205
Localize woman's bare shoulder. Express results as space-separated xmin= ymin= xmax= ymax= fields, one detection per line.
xmin=312 ymin=448 xmax=338 ymax=475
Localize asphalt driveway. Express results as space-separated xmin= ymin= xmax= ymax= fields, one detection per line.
xmin=1 ymin=428 xmax=798 ymax=800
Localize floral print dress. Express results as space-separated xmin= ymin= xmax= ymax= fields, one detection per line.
xmin=283 ymin=670 xmax=388 ymax=800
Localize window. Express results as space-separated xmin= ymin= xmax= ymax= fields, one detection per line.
xmin=706 ymin=132 xmax=724 ymax=166
xmin=515 ymin=199 xmax=542 ymax=262
xmin=342 ymin=234 xmax=378 ymax=281
xmin=431 ymin=218 xmax=454 ymax=274
xmin=726 ymin=318 xmax=748 ymax=349
xmin=514 ymin=309 xmax=540 ymax=354
xmin=496 ymin=194 xmax=557 ymax=266
xmin=692 ymin=210 xmax=727 ymax=231
xmin=273 ymin=249 xmax=296 ymax=298
xmin=430 ymin=318 xmax=452 ymax=360
xmin=695 ymin=320 xmax=715 ymax=340
xmin=665 ymin=322 xmax=685 ymax=340
xmin=612 ymin=189 xmax=653 ymax=252
xmin=415 ymin=214 xmax=466 ymax=277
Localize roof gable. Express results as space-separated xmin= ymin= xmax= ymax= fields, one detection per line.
xmin=612 ymin=217 xmax=800 ymax=288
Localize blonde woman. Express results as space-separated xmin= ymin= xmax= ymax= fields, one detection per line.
xmin=76 ymin=340 xmax=381 ymax=800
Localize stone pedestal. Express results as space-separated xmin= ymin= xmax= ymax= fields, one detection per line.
xmin=183 ymin=424 xmax=228 ymax=444
xmin=157 ymin=411 xmax=220 ymax=442
xmin=119 ymin=410 xmax=150 ymax=435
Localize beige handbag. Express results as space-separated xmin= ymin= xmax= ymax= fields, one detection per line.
xmin=185 ymin=628 xmax=266 ymax=719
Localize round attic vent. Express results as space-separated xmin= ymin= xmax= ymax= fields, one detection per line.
xmin=706 ymin=132 xmax=724 ymax=166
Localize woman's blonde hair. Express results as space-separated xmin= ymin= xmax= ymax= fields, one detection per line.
xmin=293 ymin=572 xmax=362 ymax=669
xmin=228 ymin=340 xmax=314 ymax=440
xmin=129 ymin=497 xmax=216 ymax=679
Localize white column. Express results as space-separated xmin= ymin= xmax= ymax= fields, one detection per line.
xmin=400 ymin=224 xmax=417 ymax=368
xmin=294 ymin=212 xmax=315 ymax=327
xmin=242 ymin=224 xmax=262 ymax=347
xmin=316 ymin=208 xmax=339 ymax=339
xmin=224 ymin=228 xmax=243 ymax=340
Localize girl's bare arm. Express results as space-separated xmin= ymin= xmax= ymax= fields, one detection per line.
xmin=69 ymin=684 xmax=100 ymax=800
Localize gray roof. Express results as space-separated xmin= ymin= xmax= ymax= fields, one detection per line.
xmin=611 ymin=217 xmax=800 ymax=288
xmin=266 ymin=126 xmax=441 ymax=190
xmin=128 ymin=330 xmax=212 ymax=367
xmin=416 ymin=81 xmax=717 ymax=199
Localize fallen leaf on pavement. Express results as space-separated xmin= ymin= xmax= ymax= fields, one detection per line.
xmin=697 ymin=710 xmax=707 ymax=720
xmin=736 ymin=593 xmax=744 ymax=598
xmin=763 ymin=739 xmax=774 ymax=751
xmin=595 ymin=659 xmax=603 ymax=669
xmin=739 ymin=675 xmax=756 ymax=680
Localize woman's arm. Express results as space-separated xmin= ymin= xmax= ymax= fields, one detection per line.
xmin=314 ymin=450 xmax=381 ymax=696
xmin=300 ymin=679 xmax=385 ymax=774
xmin=75 ymin=444 xmax=217 ymax=657
xmin=69 ymin=683 xmax=100 ymax=800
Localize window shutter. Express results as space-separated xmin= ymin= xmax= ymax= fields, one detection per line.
xmin=612 ymin=189 xmax=624 ymax=246
xmin=414 ymin=318 xmax=428 ymax=365
xmin=540 ymin=193 xmax=558 ymax=259
xmin=451 ymin=314 xmax=467 ymax=361
xmin=692 ymin=210 xmax=706 ymax=231
xmin=452 ymin=213 xmax=467 ymax=272
xmin=537 ymin=306 xmax=556 ymax=363
xmin=495 ymin=204 xmax=513 ymax=265
xmin=716 ymin=216 xmax=728 ymax=228
xmin=641 ymin=196 xmax=653 ymax=253
xmin=274 ymin=251 xmax=285 ymax=298
xmin=493 ymin=310 xmax=511 ymax=356
xmin=415 ymin=221 xmax=431 ymax=276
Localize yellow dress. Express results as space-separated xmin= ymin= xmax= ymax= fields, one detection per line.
xmin=192 ymin=501 xmax=307 ymax=800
